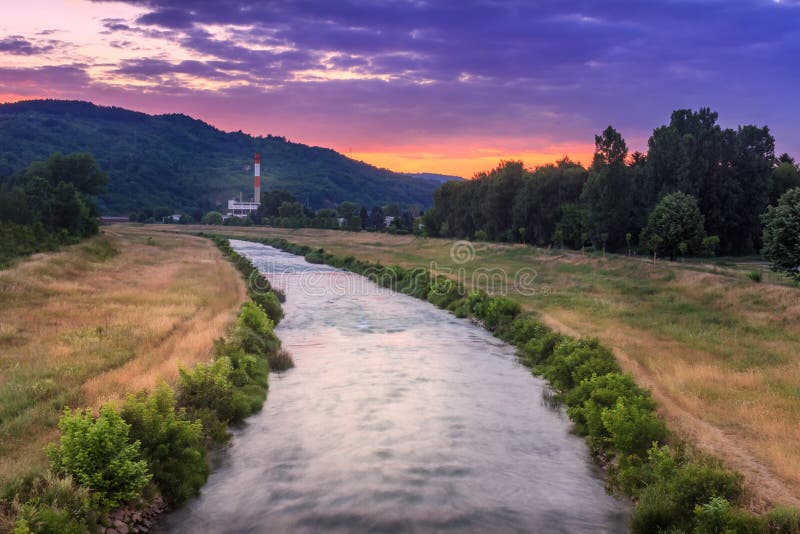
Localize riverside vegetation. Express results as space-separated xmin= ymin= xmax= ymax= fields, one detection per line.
xmin=238 ymin=234 xmax=800 ymax=534
xmin=0 ymin=236 xmax=290 ymax=533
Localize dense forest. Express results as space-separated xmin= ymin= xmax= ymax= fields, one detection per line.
xmin=0 ymin=152 xmax=107 ymax=266
xmin=423 ymin=108 xmax=800 ymax=256
xmin=0 ymin=100 xmax=443 ymax=213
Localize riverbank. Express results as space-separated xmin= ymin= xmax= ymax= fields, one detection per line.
xmin=0 ymin=230 xmax=291 ymax=532
xmin=150 ymin=224 xmax=800 ymax=512
xmin=0 ymin=227 xmax=247 ymax=481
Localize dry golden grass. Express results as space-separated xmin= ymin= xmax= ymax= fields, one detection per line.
xmin=155 ymin=224 xmax=800 ymax=508
xmin=0 ymin=226 xmax=247 ymax=480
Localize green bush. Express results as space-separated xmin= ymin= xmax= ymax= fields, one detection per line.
xmin=465 ymin=290 xmax=490 ymax=318
xmin=495 ymin=314 xmax=549 ymax=346
xmin=14 ymin=502 xmax=86 ymax=534
xmin=177 ymin=357 xmax=236 ymax=435
xmin=47 ymin=406 xmax=150 ymax=509
xmin=216 ymin=341 xmax=268 ymax=388
xmin=766 ymin=506 xmax=800 ymax=533
xmin=269 ymin=348 xmax=295 ymax=372
xmin=628 ymin=451 xmax=744 ymax=532
xmin=745 ymin=270 xmax=762 ymax=283
xmin=427 ymin=277 xmax=463 ymax=309
xmin=565 ymin=373 xmax=655 ymax=442
xmin=6 ymin=475 xmax=92 ymax=534
xmin=521 ymin=331 xmax=564 ymax=366
xmin=304 ymin=248 xmax=326 ymax=264
xmin=630 ymin=483 xmax=681 ymax=534
xmin=482 ymin=296 xmax=522 ymax=331
xmin=120 ymin=384 xmax=209 ymax=505
xmin=694 ymin=497 xmax=765 ymax=534
xmin=609 ymin=444 xmax=679 ymax=497
xmin=668 ymin=455 xmax=744 ymax=519
xmin=600 ymin=398 xmax=667 ymax=459
xmin=251 ymin=291 xmax=284 ymax=326
xmin=232 ymin=302 xmax=280 ymax=359
xmin=540 ymin=338 xmax=619 ymax=391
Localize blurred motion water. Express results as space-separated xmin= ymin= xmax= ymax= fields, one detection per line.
xmin=161 ymin=240 xmax=629 ymax=533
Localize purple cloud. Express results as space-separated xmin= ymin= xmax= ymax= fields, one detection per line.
xmin=0 ymin=35 xmax=56 ymax=55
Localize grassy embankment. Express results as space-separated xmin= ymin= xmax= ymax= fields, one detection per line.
xmin=156 ymin=224 xmax=800 ymax=512
xmin=0 ymin=226 xmax=247 ymax=481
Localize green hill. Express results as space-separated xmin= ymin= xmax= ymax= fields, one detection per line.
xmin=0 ymin=100 xmax=440 ymax=213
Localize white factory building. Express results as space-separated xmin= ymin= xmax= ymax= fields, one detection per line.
xmin=225 ymin=153 xmax=262 ymax=218
xmin=226 ymin=199 xmax=260 ymax=217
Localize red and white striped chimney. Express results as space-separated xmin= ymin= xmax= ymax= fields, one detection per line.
xmin=254 ymin=153 xmax=261 ymax=203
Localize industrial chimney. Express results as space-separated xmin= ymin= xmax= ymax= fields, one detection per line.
xmin=254 ymin=153 xmax=261 ymax=203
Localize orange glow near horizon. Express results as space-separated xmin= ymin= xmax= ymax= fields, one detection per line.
xmin=0 ymin=94 xmax=41 ymax=104
xmin=2 ymin=95 xmax=596 ymax=177
xmin=348 ymin=144 xmax=595 ymax=178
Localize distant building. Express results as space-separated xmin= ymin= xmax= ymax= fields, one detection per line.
xmin=384 ymin=216 xmax=396 ymax=227
xmin=226 ymin=200 xmax=260 ymax=218
xmin=226 ymin=153 xmax=261 ymax=218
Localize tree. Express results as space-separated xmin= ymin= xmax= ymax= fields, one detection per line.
xmin=384 ymin=203 xmax=401 ymax=217
xmin=771 ymin=158 xmax=800 ymax=205
xmin=480 ymin=160 xmax=525 ymax=241
xmin=370 ymin=205 xmax=385 ymax=229
xmin=553 ymin=203 xmax=588 ymax=250
xmin=761 ymin=187 xmax=800 ymax=280
xmin=512 ymin=157 xmax=587 ymax=245
xmin=337 ymin=201 xmax=360 ymax=220
xmin=25 ymin=152 xmax=108 ymax=197
xmin=317 ymin=208 xmax=337 ymax=218
xmin=644 ymin=108 xmax=775 ymax=255
xmin=258 ymin=190 xmax=296 ymax=218
xmin=640 ymin=192 xmax=706 ymax=260
xmin=277 ymin=201 xmax=303 ymax=218
xmin=582 ymin=126 xmax=634 ymax=250
xmin=201 ymin=211 xmax=223 ymax=225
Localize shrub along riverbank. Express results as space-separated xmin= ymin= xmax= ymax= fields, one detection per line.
xmin=1 ymin=238 xmax=289 ymax=533
xmin=246 ymin=235 xmax=800 ymax=534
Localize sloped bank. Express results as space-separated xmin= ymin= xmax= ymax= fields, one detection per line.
xmin=4 ymin=237 xmax=290 ymax=533
xmin=239 ymin=235 xmax=800 ymax=534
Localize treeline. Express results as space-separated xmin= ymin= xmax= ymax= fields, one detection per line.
xmin=2 ymin=238 xmax=290 ymax=533
xmin=135 ymin=189 xmax=424 ymax=234
xmin=257 ymin=235 xmax=800 ymax=533
xmin=255 ymin=193 xmax=420 ymax=233
xmin=424 ymin=108 xmax=800 ymax=256
xmin=0 ymin=152 xmax=107 ymax=267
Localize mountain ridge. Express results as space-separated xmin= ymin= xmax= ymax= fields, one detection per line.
xmin=0 ymin=99 xmax=444 ymax=213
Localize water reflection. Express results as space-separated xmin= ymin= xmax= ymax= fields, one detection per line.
xmin=161 ymin=241 xmax=629 ymax=533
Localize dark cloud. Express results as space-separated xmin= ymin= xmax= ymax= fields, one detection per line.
xmin=0 ymin=65 xmax=91 ymax=95
xmin=0 ymin=35 xmax=56 ymax=55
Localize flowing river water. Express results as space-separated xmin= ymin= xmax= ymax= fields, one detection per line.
xmin=161 ymin=241 xmax=629 ymax=533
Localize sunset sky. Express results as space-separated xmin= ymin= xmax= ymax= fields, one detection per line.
xmin=1 ymin=0 xmax=799 ymax=177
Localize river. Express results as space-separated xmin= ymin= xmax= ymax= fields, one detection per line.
xmin=160 ymin=240 xmax=629 ymax=533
